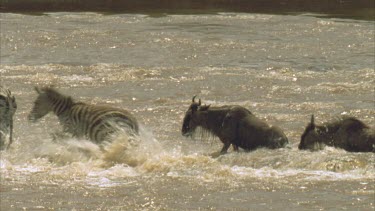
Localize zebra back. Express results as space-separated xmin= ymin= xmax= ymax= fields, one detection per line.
xmin=67 ymin=103 xmax=139 ymax=143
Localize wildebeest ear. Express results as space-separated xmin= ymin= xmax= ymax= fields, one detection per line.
xmin=199 ymin=104 xmax=210 ymax=111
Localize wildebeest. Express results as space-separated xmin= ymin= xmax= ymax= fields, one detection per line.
xmin=0 ymin=86 xmax=17 ymax=150
xmin=299 ymin=115 xmax=375 ymax=152
xmin=28 ymin=86 xmax=139 ymax=144
xmin=181 ymin=96 xmax=289 ymax=154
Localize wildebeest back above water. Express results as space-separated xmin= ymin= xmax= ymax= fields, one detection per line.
xmin=299 ymin=115 xmax=375 ymax=152
xmin=181 ymin=96 xmax=288 ymax=154
xmin=28 ymin=86 xmax=139 ymax=144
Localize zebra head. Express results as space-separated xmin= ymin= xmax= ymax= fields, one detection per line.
xmin=0 ymin=86 xmax=17 ymax=150
xmin=28 ymin=87 xmax=52 ymax=122
xmin=28 ymin=86 xmax=73 ymax=122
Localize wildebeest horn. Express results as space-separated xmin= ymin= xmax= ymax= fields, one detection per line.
xmin=310 ymin=114 xmax=315 ymax=125
xmin=192 ymin=95 xmax=201 ymax=106
xmin=192 ymin=95 xmax=197 ymax=103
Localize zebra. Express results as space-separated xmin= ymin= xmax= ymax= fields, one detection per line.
xmin=28 ymin=86 xmax=139 ymax=144
xmin=0 ymin=85 xmax=17 ymax=150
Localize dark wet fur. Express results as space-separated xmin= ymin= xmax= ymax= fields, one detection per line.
xmin=191 ymin=126 xmax=218 ymax=143
xmin=299 ymin=115 xmax=375 ymax=152
xmin=182 ymin=97 xmax=289 ymax=154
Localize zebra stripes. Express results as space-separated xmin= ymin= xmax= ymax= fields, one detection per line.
xmin=28 ymin=86 xmax=139 ymax=144
xmin=0 ymin=85 xmax=17 ymax=150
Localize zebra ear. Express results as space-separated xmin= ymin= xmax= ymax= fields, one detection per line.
xmin=34 ymin=86 xmax=42 ymax=94
xmin=67 ymin=96 xmax=73 ymax=104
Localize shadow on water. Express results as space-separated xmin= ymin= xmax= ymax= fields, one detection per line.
xmin=0 ymin=0 xmax=374 ymax=20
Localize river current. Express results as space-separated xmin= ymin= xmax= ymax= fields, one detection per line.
xmin=0 ymin=12 xmax=374 ymax=210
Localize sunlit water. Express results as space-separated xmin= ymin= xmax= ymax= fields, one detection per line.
xmin=0 ymin=12 xmax=374 ymax=210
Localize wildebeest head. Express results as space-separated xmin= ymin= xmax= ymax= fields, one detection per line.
xmin=181 ymin=96 xmax=210 ymax=137
xmin=299 ymin=115 xmax=323 ymax=150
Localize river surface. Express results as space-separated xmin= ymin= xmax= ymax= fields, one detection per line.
xmin=0 ymin=12 xmax=374 ymax=210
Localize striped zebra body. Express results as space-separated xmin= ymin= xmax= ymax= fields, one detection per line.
xmin=28 ymin=87 xmax=139 ymax=143
xmin=0 ymin=85 xmax=17 ymax=150
xmin=68 ymin=103 xmax=139 ymax=143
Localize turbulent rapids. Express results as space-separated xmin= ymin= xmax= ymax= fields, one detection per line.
xmin=0 ymin=12 xmax=374 ymax=210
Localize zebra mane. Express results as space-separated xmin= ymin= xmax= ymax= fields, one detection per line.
xmin=37 ymin=86 xmax=74 ymax=105
xmin=0 ymin=85 xmax=12 ymax=98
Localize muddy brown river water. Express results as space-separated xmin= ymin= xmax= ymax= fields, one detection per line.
xmin=0 ymin=12 xmax=374 ymax=210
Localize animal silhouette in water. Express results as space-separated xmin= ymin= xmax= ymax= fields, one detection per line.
xmin=181 ymin=96 xmax=288 ymax=155
xmin=299 ymin=115 xmax=375 ymax=152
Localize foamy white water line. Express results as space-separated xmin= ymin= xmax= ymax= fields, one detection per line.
xmin=1 ymin=12 xmax=374 ymax=210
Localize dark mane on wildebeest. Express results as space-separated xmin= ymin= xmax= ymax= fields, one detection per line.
xmin=299 ymin=115 xmax=375 ymax=152
xmin=181 ymin=96 xmax=289 ymax=154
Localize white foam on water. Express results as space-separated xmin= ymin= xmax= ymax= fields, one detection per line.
xmin=1 ymin=124 xmax=374 ymax=187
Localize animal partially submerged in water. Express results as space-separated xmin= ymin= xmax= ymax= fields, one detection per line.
xmin=299 ymin=115 xmax=375 ymax=152
xmin=28 ymin=86 xmax=139 ymax=144
xmin=0 ymin=86 xmax=17 ymax=150
xmin=181 ymin=96 xmax=288 ymax=154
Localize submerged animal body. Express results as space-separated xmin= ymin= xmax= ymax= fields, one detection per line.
xmin=28 ymin=86 xmax=139 ymax=143
xmin=299 ymin=115 xmax=375 ymax=152
xmin=181 ymin=96 xmax=288 ymax=154
xmin=0 ymin=86 xmax=17 ymax=150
